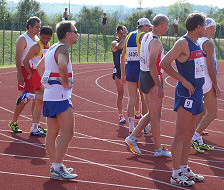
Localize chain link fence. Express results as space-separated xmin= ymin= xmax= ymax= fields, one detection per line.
xmin=0 ymin=21 xmax=223 ymax=66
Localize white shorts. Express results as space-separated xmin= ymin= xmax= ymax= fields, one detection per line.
xmin=203 ymin=74 xmax=212 ymax=94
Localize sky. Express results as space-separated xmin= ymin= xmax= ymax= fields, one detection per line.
xmin=7 ymin=0 xmax=224 ymax=9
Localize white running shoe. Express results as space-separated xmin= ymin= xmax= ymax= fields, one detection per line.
xmin=125 ymin=136 xmax=141 ymax=155
xmin=184 ymin=168 xmax=204 ymax=182
xmin=119 ymin=115 xmax=126 ymax=124
xmin=50 ymin=166 xmax=78 ymax=180
xmin=154 ymin=147 xmax=171 ymax=157
xmin=143 ymin=124 xmax=151 ymax=136
xmin=170 ymin=172 xmax=195 ymax=186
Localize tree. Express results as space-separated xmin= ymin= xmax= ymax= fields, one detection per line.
xmin=15 ymin=0 xmax=47 ymax=24
xmin=77 ymin=6 xmax=104 ymax=34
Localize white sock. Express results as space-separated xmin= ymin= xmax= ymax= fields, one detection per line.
xmin=180 ymin=165 xmax=188 ymax=173
xmin=129 ymin=136 xmax=137 ymax=141
xmin=192 ymin=132 xmax=200 ymax=141
xmin=155 ymin=147 xmax=162 ymax=152
xmin=128 ymin=117 xmax=134 ymax=133
xmin=52 ymin=163 xmax=63 ymax=171
xmin=32 ymin=123 xmax=39 ymax=132
xmin=172 ymin=169 xmax=181 ymax=178
xmin=198 ymin=136 xmax=204 ymax=145
xmin=27 ymin=93 xmax=35 ymax=99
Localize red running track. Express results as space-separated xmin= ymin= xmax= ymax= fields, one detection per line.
xmin=0 ymin=62 xmax=224 ymax=190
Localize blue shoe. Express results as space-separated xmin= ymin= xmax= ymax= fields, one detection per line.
xmin=16 ymin=91 xmax=29 ymax=105
xmin=30 ymin=130 xmax=46 ymax=137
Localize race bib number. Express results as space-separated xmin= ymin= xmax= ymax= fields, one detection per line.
xmin=184 ymin=99 xmax=193 ymax=108
xmin=195 ymin=57 xmax=204 ymax=79
xmin=41 ymin=70 xmax=51 ymax=88
xmin=126 ymin=47 xmax=139 ymax=61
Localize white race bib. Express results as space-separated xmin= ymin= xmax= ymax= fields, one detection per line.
xmin=41 ymin=70 xmax=51 ymax=88
xmin=195 ymin=57 xmax=204 ymax=79
xmin=126 ymin=47 xmax=139 ymax=61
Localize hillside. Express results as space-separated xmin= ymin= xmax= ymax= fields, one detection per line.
xmin=6 ymin=1 xmax=219 ymax=21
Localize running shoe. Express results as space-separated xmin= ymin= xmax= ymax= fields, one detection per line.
xmin=50 ymin=166 xmax=78 ymax=180
xmin=154 ymin=147 xmax=171 ymax=157
xmin=135 ymin=114 xmax=142 ymax=120
xmin=201 ymin=131 xmax=208 ymax=136
xmin=143 ymin=124 xmax=151 ymax=136
xmin=38 ymin=124 xmax=47 ymax=133
xmin=16 ymin=91 xmax=29 ymax=105
xmin=170 ymin=172 xmax=195 ymax=186
xmin=8 ymin=121 xmax=22 ymax=133
xmin=199 ymin=143 xmax=214 ymax=150
xmin=184 ymin=168 xmax=204 ymax=182
xmin=30 ymin=130 xmax=46 ymax=137
xmin=50 ymin=165 xmax=74 ymax=174
xmin=191 ymin=140 xmax=205 ymax=153
xmin=125 ymin=136 xmax=141 ymax=155
xmin=119 ymin=115 xmax=126 ymax=124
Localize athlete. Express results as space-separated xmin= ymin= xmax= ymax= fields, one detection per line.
xmin=37 ymin=20 xmax=79 ymax=180
xmin=22 ymin=25 xmax=53 ymax=137
xmin=102 ymin=13 xmax=108 ymax=34
xmin=191 ymin=18 xmax=222 ymax=153
xmin=160 ymin=13 xmax=206 ymax=186
xmin=111 ymin=25 xmax=128 ymax=123
xmin=125 ymin=14 xmax=171 ymax=158
xmin=8 ymin=16 xmax=42 ymax=134
xmin=120 ymin=18 xmax=152 ymax=135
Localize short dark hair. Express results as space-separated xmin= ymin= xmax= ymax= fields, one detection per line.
xmin=26 ymin=16 xmax=41 ymax=30
xmin=116 ymin=25 xmax=124 ymax=33
xmin=40 ymin=25 xmax=53 ymax=36
xmin=56 ymin=21 xmax=76 ymax=40
xmin=185 ymin=13 xmax=205 ymax=31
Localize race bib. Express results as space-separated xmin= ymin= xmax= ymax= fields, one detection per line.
xmin=184 ymin=99 xmax=193 ymax=108
xmin=41 ymin=70 xmax=51 ymax=88
xmin=126 ymin=47 xmax=139 ymax=61
xmin=195 ymin=57 xmax=204 ymax=79
xmin=113 ymin=67 xmax=117 ymax=74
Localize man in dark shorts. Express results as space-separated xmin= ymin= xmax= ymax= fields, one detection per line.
xmin=125 ymin=14 xmax=171 ymax=158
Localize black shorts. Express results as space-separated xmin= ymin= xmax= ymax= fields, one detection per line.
xmin=112 ymin=66 xmax=121 ymax=80
xmin=139 ymin=71 xmax=156 ymax=94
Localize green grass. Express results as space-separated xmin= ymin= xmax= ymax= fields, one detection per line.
xmin=0 ymin=30 xmax=223 ymax=67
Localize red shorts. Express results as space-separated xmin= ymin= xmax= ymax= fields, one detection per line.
xmin=32 ymin=69 xmax=42 ymax=91
xmin=174 ymin=25 xmax=178 ymax=33
xmin=17 ymin=66 xmax=34 ymax=93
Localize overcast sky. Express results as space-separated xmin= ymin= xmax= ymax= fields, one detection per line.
xmin=6 ymin=0 xmax=224 ymax=9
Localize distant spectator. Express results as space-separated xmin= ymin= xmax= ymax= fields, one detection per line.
xmin=173 ymin=16 xmax=181 ymax=37
xmin=102 ymin=13 xmax=108 ymax=34
xmin=63 ymin=7 xmax=70 ymax=20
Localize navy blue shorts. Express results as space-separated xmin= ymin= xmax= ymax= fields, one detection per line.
xmin=174 ymin=85 xmax=204 ymax=115
xmin=112 ymin=66 xmax=121 ymax=80
xmin=125 ymin=63 xmax=140 ymax=82
xmin=43 ymin=99 xmax=71 ymax=118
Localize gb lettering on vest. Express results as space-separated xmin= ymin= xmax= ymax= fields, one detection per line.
xmin=195 ymin=57 xmax=204 ymax=79
xmin=127 ymin=47 xmax=139 ymax=61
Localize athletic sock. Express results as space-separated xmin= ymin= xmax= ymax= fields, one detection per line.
xmin=155 ymin=147 xmax=162 ymax=152
xmin=129 ymin=136 xmax=137 ymax=141
xmin=128 ymin=117 xmax=134 ymax=133
xmin=180 ymin=165 xmax=188 ymax=173
xmin=192 ymin=132 xmax=200 ymax=141
xmin=26 ymin=93 xmax=35 ymax=99
xmin=52 ymin=163 xmax=63 ymax=171
xmin=32 ymin=123 xmax=39 ymax=132
xmin=198 ymin=135 xmax=204 ymax=145
xmin=172 ymin=169 xmax=181 ymax=178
